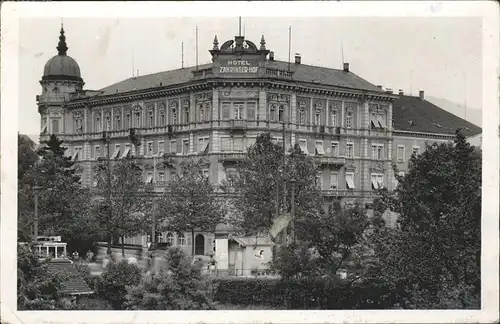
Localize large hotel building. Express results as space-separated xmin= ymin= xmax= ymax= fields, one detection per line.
xmin=37 ymin=27 xmax=481 ymax=258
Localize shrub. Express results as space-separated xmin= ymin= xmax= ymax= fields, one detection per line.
xmin=96 ymin=260 xmax=141 ymax=309
xmin=123 ymin=247 xmax=217 ymax=310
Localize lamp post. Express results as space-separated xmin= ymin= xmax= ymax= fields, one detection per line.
xmin=290 ymin=178 xmax=296 ymax=244
xmin=33 ymin=185 xmax=42 ymax=242
xmin=102 ymin=131 xmax=112 ymax=256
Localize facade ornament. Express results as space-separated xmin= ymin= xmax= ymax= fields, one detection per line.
xmin=330 ymin=100 xmax=341 ymax=110
xmin=345 ymin=102 xmax=355 ymax=111
xmin=170 ymin=101 xmax=178 ymax=109
xmin=147 ymin=103 xmax=154 ymax=112
xmin=345 ymin=163 xmax=356 ymax=172
xmin=260 ymin=35 xmax=266 ymax=50
xmin=213 ymin=35 xmax=219 ymax=51
xmin=133 ymin=104 xmax=142 ymax=112
xmin=73 ymin=111 xmax=82 ymax=119
xmin=298 ymin=101 xmax=306 ymax=109
xmin=182 ymin=99 xmax=190 ymax=108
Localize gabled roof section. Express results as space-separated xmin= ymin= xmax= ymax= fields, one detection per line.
xmin=392 ymin=95 xmax=481 ymax=137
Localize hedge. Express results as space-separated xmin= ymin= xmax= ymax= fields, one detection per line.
xmin=212 ymin=277 xmax=397 ymax=309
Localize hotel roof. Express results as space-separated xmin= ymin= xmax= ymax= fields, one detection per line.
xmin=96 ymin=60 xmax=384 ymax=97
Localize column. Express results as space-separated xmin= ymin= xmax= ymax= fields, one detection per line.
xmin=258 ymin=89 xmax=266 ymax=121
xmin=212 ymin=130 xmax=220 ymax=153
xmin=190 ymin=93 xmax=196 ymax=124
xmin=212 ymin=90 xmax=219 ymax=121
xmin=189 ymin=132 xmax=194 ymax=154
xmin=326 ymin=98 xmax=330 ymax=127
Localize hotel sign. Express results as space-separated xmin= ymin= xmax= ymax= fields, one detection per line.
xmin=218 ymin=58 xmax=260 ymax=74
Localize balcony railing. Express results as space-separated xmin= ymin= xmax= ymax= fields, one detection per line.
xmin=321 ymin=189 xmax=378 ymax=198
xmin=313 ymin=155 xmax=346 ymax=166
xmin=219 ymin=152 xmax=246 ymax=162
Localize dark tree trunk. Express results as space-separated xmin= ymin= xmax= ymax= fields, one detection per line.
xmin=191 ymin=229 xmax=195 ymax=256
xmin=121 ymin=235 xmax=125 ymax=257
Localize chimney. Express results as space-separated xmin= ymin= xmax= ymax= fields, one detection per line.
xmin=269 ymin=51 xmax=275 ymax=61
xmin=376 ymin=85 xmax=383 ymax=89
xmin=385 ymin=88 xmax=393 ymax=94
xmin=419 ymin=90 xmax=425 ymax=100
xmin=294 ymin=53 xmax=301 ymax=64
xmin=343 ymin=62 xmax=349 ymax=72
xmin=398 ymin=89 xmax=404 ymax=95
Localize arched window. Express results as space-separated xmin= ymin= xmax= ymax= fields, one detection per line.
xmin=331 ymin=110 xmax=337 ymax=127
xmin=278 ymin=104 xmax=284 ymax=122
xmin=125 ymin=112 xmax=131 ymax=129
xmin=178 ymin=233 xmax=186 ymax=246
xmin=184 ymin=106 xmax=190 ymax=124
xmin=204 ymin=103 xmax=211 ymax=121
xmin=299 ymin=107 xmax=306 ymax=125
xmin=95 ymin=113 xmax=101 ymax=132
xmin=148 ymin=110 xmax=154 ymax=127
xmin=315 ymin=109 xmax=321 ymax=125
xmin=269 ymin=104 xmax=277 ymax=121
xmin=135 ymin=112 xmax=141 ymax=128
xmin=159 ymin=109 xmax=165 ymax=126
xmin=346 ymin=111 xmax=353 ymax=128
xmin=105 ymin=114 xmax=111 ymax=131
xmin=114 ymin=113 xmax=121 ymax=130
xmin=171 ymin=103 xmax=178 ymax=124
xmin=167 ymin=232 xmax=174 ymax=246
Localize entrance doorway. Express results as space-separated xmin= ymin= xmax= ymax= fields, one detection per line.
xmin=195 ymin=234 xmax=205 ymax=255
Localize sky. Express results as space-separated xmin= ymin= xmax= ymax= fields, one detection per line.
xmin=18 ymin=16 xmax=483 ymax=138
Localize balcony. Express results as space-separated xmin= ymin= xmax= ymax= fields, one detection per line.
xmin=322 ymin=189 xmax=378 ymax=198
xmin=313 ymin=155 xmax=346 ymax=166
xmin=219 ymin=152 xmax=246 ymax=163
xmin=230 ymin=120 xmax=247 ymax=133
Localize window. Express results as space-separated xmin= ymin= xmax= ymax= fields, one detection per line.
xmin=178 ymin=234 xmax=186 ymax=246
xmin=269 ymin=104 xmax=277 ymax=121
xmin=134 ymin=112 xmax=140 ymax=128
xmin=159 ymin=171 xmax=165 ymax=183
xmin=234 ymin=103 xmax=244 ymax=120
xmin=396 ymin=145 xmax=405 ymax=162
xmin=299 ymin=139 xmax=308 ymax=155
xmin=184 ymin=106 xmax=190 ymax=124
xmin=148 ymin=110 xmax=154 ymax=127
xmin=315 ymin=109 xmax=321 ymax=125
xmin=111 ymin=144 xmax=120 ymax=159
xmin=278 ymin=104 xmax=284 ymax=122
xmin=158 ymin=141 xmax=165 ymax=156
xmin=125 ymin=113 xmax=131 ymax=129
xmin=398 ymin=171 xmax=405 ymax=177
xmin=331 ymin=142 xmax=339 ymax=156
xmin=202 ymin=169 xmax=209 ymax=179
xmin=222 ymin=102 xmax=230 ymax=120
xmin=121 ymin=144 xmax=131 ymax=159
xmin=371 ymin=174 xmax=384 ymax=189
xmin=147 ymin=142 xmax=154 ymax=156
xmin=199 ymin=104 xmax=204 ymax=122
xmin=170 ymin=140 xmax=177 ymax=154
xmin=166 ymin=233 xmax=175 ymax=246
xmin=246 ymin=137 xmax=256 ymax=150
xmin=330 ymin=172 xmax=338 ymax=189
xmin=377 ymin=114 xmax=386 ymax=128
xmin=172 ymin=108 xmax=177 ymax=124
xmin=182 ymin=139 xmax=189 ymax=155
xmin=198 ymin=137 xmax=209 ymax=153
xmin=299 ymin=107 xmax=306 ymax=125
xmin=221 ymin=136 xmax=231 ymax=152
xmin=105 ymin=115 xmax=111 ymax=131
xmin=346 ymin=143 xmax=354 ymax=158
xmin=115 ymin=114 xmax=121 ymax=130
xmin=345 ymin=111 xmax=353 ymax=128
xmin=146 ymin=172 xmax=153 ymax=184
xmin=247 ymin=102 xmax=256 ymax=120
xmin=51 ymin=119 xmax=60 ymax=134
xmin=332 ymin=110 xmax=337 ymax=127
xmin=159 ymin=110 xmax=165 ymax=126
xmin=234 ymin=137 xmax=244 ymax=152
xmin=371 ymin=144 xmax=384 ymax=160
xmin=315 ymin=172 xmax=322 ymax=189
xmin=95 ymin=114 xmax=101 ymax=132
xmin=204 ymin=103 xmax=211 ymax=121
xmin=346 ymin=172 xmax=355 ymax=189
xmin=94 ymin=146 xmax=100 ymax=159
xmin=315 ymin=141 xmax=325 ymax=155
xmin=412 ymin=146 xmax=420 ymax=155
xmin=370 ymin=113 xmax=378 ymax=128
xmin=272 ymin=137 xmax=283 ymax=147
xmin=71 ymin=147 xmax=81 ymax=162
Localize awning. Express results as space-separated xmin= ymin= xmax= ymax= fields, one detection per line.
xmin=346 ymin=178 xmax=355 ymax=189
xmin=146 ymin=174 xmax=153 ymax=184
xmin=377 ymin=115 xmax=385 ymax=128
xmin=41 ymin=125 xmax=47 ymax=134
xmin=371 ymin=178 xmax=379 ymax=190
xmin=71 ymin=151 xmax=79 ymax=162
xmin=377 ymin=180 xmax=384 ymax=189
xmin=121 ymin=147 xmax=131 ymax=159
xmin=315 ymin=143 xmax=325 ymax=155
xmin=111 ymin=148 xmax=120 ymax=159
xmin=370 ymin=115 xmax=378 ymax=128
xmin=299 ymin=142 xmax=309 ymax=155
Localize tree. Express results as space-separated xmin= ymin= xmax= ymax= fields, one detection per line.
xmin=124 ymin=247 xmax=217 ymax=310
xmin=19 ymin=135 xmax=98 ymax=247
xmin=17 ymin=245 xmax=63 ymax=310
xmin=224 ymin=133 xmax=323 ymax=238
xmin=95 ymin=260 xmax=142 ymax=310
xmin=156 ymin=159 xmax=225 ymax=255
xmin=18 ymin=134 xmax=38 ymax=180
xmin=91 ymin=158 xmax=154 ymax=256
xmin=372 ymin=130 xmax=481 ymax=308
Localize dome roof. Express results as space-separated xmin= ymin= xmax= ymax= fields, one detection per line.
xmin=42 ymin=26 xmax=83 ymax=82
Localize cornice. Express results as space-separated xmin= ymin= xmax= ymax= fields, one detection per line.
xmin=65 ymin=78 xmax=394 ymax=109
xmin=393 ymin=129 xmax=456 ymax=140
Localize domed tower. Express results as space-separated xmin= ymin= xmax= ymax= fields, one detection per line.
xmin=38 ymin=25 xmax=84 ymax=137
